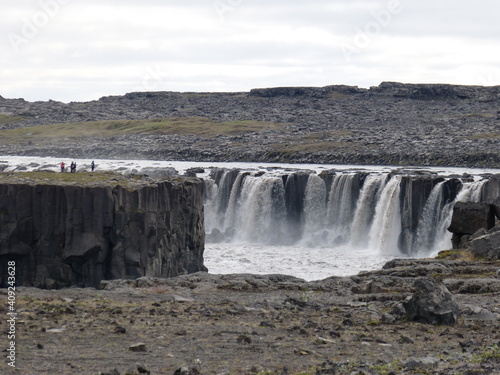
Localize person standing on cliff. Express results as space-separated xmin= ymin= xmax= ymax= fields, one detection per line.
xmin=60 ymin=162 xmax=65 ymax=172
xmin=91 ymin=161 xmax=95 ymax=172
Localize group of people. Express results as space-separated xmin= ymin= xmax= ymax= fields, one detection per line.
xmin=60 ymin=161 xmax=95 ymax=173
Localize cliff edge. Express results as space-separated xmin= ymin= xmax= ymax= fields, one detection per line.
xmin=0 ymin=172 xmax=206 ymax=288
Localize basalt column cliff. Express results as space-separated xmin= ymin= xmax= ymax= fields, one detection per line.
xmin=0 ymin=174 xmax=206 ymax=288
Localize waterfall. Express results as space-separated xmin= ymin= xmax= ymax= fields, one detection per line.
xmin=349 ymin=174 xmax=388 ymax=248
xmin=203 ymin=167 xmax=490 ymax=257
xmin=302 ymin=174 xmax=327 ymax=246
xmin=325 ymin=174 xmax=358 ymax=243
xmin=413 ymin=181 xmax=449 ymax=255
xmin=203 ymin=179 xmax=220 ymax=234
xmin=413 ymin=178 xmax=488 ymax=255
xmin=456 ymin=180 xmax=484 ymax=202
xmin=235 ymin=175 xmax=287 ymax=244
xmin=223 ymin=171 xmax=248 ymax=234
xmin=368 ymin=176 xmax=402 ymax=255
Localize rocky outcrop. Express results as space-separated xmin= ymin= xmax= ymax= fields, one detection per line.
xmin=468 ymin=226 xmax=500 ymax=260
xmin=448 ymin=202 xmax=496 ymax=235
xmin=0 ymin=176 xmax=206 ymax=288
xmin=448 ymin=198 xmax=500 ymax=259
xmin=480 ymin=174 xmax=500 ymax=206
xmin=368 ymin=81 xmax=500 ymax=101
xmin=404 ymin=277 xmax=459 ymax=326
xmin=249 ymin=84 xmax=366 ymax=98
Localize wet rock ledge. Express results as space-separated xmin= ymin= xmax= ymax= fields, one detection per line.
xmin=0 ymin=172 xmax=206 ymax=288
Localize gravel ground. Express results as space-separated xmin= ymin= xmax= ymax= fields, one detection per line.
xmin=1 ymin=258 xmax=499 ymax=375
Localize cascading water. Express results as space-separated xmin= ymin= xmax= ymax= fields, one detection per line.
xmin=349 ymin=174 xmax=387 ymax=248
xmin=368 ymin=176 xmax=402 ymax=255
xmin=413 ymin=181 xmax=449 ymax=255
xmin=412 ymin=179 xmax=489 ymax=256
xmin=302 ymin=174 xmax=327 ymax=246
xmin=204 ymin=167 xmax=492 ymax=279
xmin=325 ymin=174 xmax=358 ymax=241
xmin=234 ymin=176 xmax=287 ymax=244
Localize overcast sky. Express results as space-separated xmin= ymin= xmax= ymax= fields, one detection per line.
xmin=1 ymin=0 xmax=499 ymax=102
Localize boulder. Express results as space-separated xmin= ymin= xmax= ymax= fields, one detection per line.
xmin=480 ymin=174 xmax=500 ymax=204
xmin=404 ymin=278 xmax=459 ymax=325
xmin=493 ymin=196 xmax=500 ymax=220
xmin=448 ymin=202 xmax=496 ymax=245
xmin=468 ymin=225 xmax=500 ymax=260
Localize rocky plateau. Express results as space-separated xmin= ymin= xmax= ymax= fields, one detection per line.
xmin=0 ymin=82 xmax=500 ymax=167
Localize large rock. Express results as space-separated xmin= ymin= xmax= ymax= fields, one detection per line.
xmin=492 ymin=196 xmax=500 ymax=220
xmin=0 ymin=177 xmax=206 ymax=288
xmin=468 ymin=225 xmax=500 ymax=260
xmin=404 ymin=277 xmax=459 ymax=325
xmin=480 ymin=174 xmax=500 ymax=205
xmin=448 ymin=202 xmax=496 ymax=236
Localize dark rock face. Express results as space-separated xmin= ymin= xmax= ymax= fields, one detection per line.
xmin=404 ymin=277 xmax=459 ymax=325
xmin=283 ymin=172 xmax=310 ymax=242
xmin=369 ymin=81 xmax=500 ymax=101
xmin=447 ymin=197 xmax=500 ymax=259
xmin=448 ymin=202 xmax=496 ymax=236
xmin=494 ymin=197 xmax=500 ymax=220
xmin=0 ymin=178 xmax=206 ymax=288
xmin=249 ymin=84 xmax=366 ymax=98
xmin=481 ymin=174 xmax=500 ymax=208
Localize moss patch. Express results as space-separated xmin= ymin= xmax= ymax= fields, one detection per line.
xmin=0 ymin=171 xmax=150 ymax=188
xmin=0 ymin=114 xmax=24 ymax=126
xmin=0 ymin=117 xmax=284 ymax=145
xmin=469 ymin=132 xmax=500 ymax=140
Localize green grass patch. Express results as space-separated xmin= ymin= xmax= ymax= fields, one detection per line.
xmin=0 ymin=117 xmax=283 ymax=145
xmin=435 ymin=250 xmax=463 ymax=260
xmin=471 ymin=345 xmax=500 ymax=364
xmin=0 ymin=171 xmax=146 ymax=187
xmin=469 ymin=132 xmax=500 ymax=140
xmin=327 ymin=91 xmax=349 ymax=100
xmin=457 ymin=113 xmax=495 ymax=118
xmin=0 ymin=114 xmax=24 ymax=126
xmin=369 ymin=360 xmax=403 ymax=375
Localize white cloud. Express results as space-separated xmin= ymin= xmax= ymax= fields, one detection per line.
xmin=1 ymin=0 xmax=499 ymax=102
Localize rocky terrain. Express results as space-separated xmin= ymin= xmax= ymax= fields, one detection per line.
xmin=1 ymin=82 xmax=500 ymax=167
xmin=1 ymin=256 xmax=499 ymax=375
